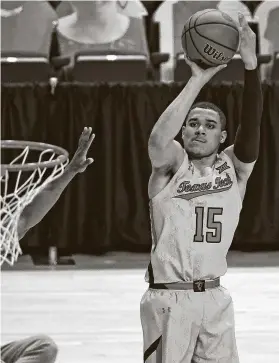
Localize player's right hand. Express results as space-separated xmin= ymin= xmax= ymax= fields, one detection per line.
xmin=184 ymin=53 xmax=227 ymax=84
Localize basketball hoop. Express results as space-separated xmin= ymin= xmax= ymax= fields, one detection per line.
xmin=1 ymin=140 xmax=69 ymax=266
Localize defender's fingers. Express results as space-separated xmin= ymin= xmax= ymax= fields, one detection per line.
xmin=81 ymin=133 xmax=95 ymax=154
xmin=87 ymin=133 xmax=95 ymax=147
xmin=79 ymin=127 xmax=91 ymax=145
xmin=82 ymin=158 xmax=94 ymax=168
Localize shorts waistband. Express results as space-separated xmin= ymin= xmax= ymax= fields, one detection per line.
xmin=149 ymin=277 xmax=220 ymax=292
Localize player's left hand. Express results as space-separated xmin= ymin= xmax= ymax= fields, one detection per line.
xmin=68 ymin=127 xmax=95 ymax=173
xmin=238 ymin=12 xmax=257 ymax=70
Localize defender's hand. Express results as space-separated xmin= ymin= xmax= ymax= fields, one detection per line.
xmin=238 ymin=12 xmax=257 ymax=70
xmin=184 ymin=54 xmax=227 ymax=84
xmin=68 ymin=127 xmax=95 ymax=173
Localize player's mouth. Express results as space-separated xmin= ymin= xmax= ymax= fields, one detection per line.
xmin=192 ymin=138 xmax=206 ymax=143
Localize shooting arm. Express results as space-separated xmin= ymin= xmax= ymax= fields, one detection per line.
xmin=225 ymin=14 xmax=263 ymax=180
xmin=148 ymin=76 xmax=205 ymax=169
xmin=226 ymin=66 xmax=263 ymax=180
xmin=18 ymin=167 xmax=77 ymax=239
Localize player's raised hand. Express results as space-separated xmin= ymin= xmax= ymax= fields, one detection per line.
xmin=68 ymin=127 xmax=95 ymax=173
xmin=184 ymin=53 xmax=227 ymax=84
xmin=238 ymin=12 xmax=257 ymax=69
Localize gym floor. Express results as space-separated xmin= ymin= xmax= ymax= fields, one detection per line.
xmin=1 ymin=251 xmax=279 ymax=363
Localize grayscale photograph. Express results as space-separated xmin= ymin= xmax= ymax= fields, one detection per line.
xmin=1 ymin=1 xmax=279 ymax=363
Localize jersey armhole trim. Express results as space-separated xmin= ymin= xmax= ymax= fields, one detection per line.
xmin=150 ymin=151 xmax=187 ymax=203
xmin=221 ymin=151 xmax=243 ymax=208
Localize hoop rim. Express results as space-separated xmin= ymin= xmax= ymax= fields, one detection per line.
xmin=1 ymin=140 xmax=69 ymax=172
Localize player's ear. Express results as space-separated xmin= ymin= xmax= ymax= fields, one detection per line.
xmin=182 ymin=125 xmax=186 ymax=138
xmin=220 ymin=130 xmax=227 ymax=144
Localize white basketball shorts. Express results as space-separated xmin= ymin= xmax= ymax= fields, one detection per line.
xmin=140 ymin=285 xmax=239 ymax=363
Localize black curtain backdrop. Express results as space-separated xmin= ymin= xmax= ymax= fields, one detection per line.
xmin=1 ymin=82 xmax=279 ymax=254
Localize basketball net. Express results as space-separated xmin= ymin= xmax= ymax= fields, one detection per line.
xmin=1 ymin=145 xmax=68 ymax=266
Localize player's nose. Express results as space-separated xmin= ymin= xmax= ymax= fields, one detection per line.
xmin=195 ymin=125 xmax=206 ymax=135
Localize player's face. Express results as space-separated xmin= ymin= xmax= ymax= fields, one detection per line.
xmin=182 ymin=108 xmax=227 ymax=158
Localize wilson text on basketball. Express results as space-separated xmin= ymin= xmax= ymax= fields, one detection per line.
xmin=203 ymin=44 xmax=229 ymax=62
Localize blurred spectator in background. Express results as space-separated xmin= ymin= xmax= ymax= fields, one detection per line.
xmin=262 ymin=4 xmax=279 ymax=54
xmin=1 ymin=0 xmax=56 ymax=54
xmin=54 ymin=0 xmax=149 ymax=66
xmin=255 ymin=1 xmax=279 ymax=79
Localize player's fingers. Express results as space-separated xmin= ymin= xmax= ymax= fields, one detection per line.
xmin=79 ymin=127 xmax=92 ymax=146
xmin=83 ymin=158 xmax=94 ymax=169
xmin=238 ymin=12 xmax=248 ymax=29
xmin=211 ymin=64 xmax=227 ymax=75
xmin=77 ymin=128 xmax=94 ymax=156
xmin=79 ymin=128 xmax=88 ymax=143
xmin=84 ymin=127 xmax=92 ymax=143
xmin=184 ymin=56 xmax=202 ymax=75
xmin=83 ymin=133 xmax=95 ymax=152
xmin=89 ymin=132 xmax=95 ymax=144
xmin=85 ymin=127 xmax=92 ymax=138
xmin=184 ymin=53 xmax=194 ymax=66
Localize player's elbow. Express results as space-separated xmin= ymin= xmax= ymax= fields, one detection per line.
xmin=149 ymin=133 xmax=160 ymax=147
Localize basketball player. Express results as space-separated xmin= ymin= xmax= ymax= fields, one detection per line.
xmin=1 ymin=127 xmax=95 ymax=363
xmin=140 ymin=13 xmax=262 ymax=363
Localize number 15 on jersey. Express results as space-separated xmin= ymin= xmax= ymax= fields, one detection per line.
xmin=194 ymin=206 xmax=223 ymax=243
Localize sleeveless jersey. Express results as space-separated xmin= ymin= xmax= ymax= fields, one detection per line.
xmin=145 ymin=151 xmax=242 ymax=283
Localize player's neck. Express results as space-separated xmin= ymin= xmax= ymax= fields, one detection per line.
xmin=189 ymin=153 xmax=218 ymax=174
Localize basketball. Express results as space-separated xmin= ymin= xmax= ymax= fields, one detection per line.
xmin=181 ymin=9 xmax=240 ymax=68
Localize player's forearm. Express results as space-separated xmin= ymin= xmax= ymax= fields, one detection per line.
xmin=19 ymin=167 xmax=77 ymax=232
xmin=241 ymin=67 xmax=263 ymax=130
xmin=149 ymin=76 xmax=204 ymax=147
xmin=234 ymin=68 xmax=263 ymax=162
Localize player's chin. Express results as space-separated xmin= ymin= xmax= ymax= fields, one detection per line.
xmin=185 ymin=143 xmax=206 ymax=154
xmin=186 ymin=145 xmax=208 ymax=158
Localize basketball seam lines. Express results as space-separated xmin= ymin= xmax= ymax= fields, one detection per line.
xmin=181 ymin=8 xmax=218 ymax=40
xmin=194 ymin=25 xmax=238 ymax=52
xmin=182 ymin=21 xmax=239 ymax=37
xmin=188 ymin=12 xmax=216 ymax=65
xmin=183 ymin=22 xmax=189 ymax=55
xmin=182 ymin=9 xmax=221 ymax=36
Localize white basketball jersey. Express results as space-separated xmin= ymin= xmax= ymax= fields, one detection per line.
xmin=145 ymin=151 xmax=242 ymax=283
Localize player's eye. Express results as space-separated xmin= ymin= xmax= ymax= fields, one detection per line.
xmin=207 ymin=124 xmax=215 ymax=129
xmin=189 ymin=122 xmax=197 ymax=127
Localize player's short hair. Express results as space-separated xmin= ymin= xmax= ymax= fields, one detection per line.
xmin=185 ymin=102 xmax=227 ymax=130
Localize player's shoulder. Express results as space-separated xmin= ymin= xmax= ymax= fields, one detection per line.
xmin=218 ymin=148 xmax=235 ymax=167
xmin=223 ymin=145 xmax=256 ymax=181
xmin=214 ymin=150 xmax=234 ymax=176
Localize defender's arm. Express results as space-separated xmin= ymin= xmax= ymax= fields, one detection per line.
xmin=18 ymin=128 xmax=94 ymax=240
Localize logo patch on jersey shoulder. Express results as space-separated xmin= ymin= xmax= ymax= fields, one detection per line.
xmin=174 ymin=173 xmax=233 ymax=200
xmin=216 ymin=161 xmax=230 ymax=174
